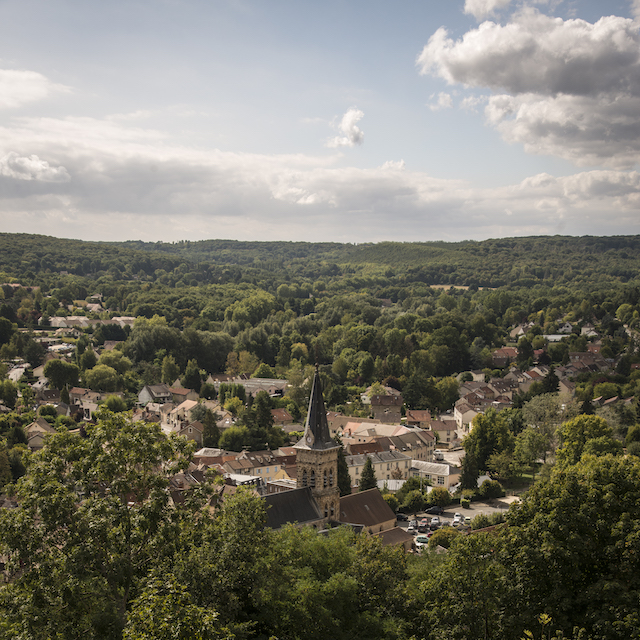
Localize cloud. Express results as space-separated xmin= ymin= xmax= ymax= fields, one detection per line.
xmin=0 ymin=69 xmax=69 ymax=109
xmin=0 ymin=152 xmax=70 ymax=182
xmin=632 ymin=0 xmax=640 ymax=19
xmin=1 ymin=112 xmax=640 ymax=243
xmin=464 ymin=0 xmax=512 ymax=20
xmin=417 ymin=9 xmax=640 ymax=166
xmin=429 ymin=92 xmax=453 ymax=111
xmin=326 ymin=107 xmax=365 ymax=148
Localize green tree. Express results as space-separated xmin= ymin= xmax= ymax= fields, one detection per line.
xmin=359 ymin=457 xmax=377 ymax=491
xmin=161 ymin=355 xmax=180 ymax=384
xmin=182 ymin=358 xmax=202 ymax=393
xmin=44 ymin=358 xmax=80 ymax=390
xmin=336 ymin=440 xmax=352 ymax=496
xmin=84 ymin=363 xmax=121 ymax=392
xmin=556 ymin=414 xmax=613 ymax=467
xmin=104 ymin=394 xmax=127 ymax=412
xmin=502 ymin=455 xmax=640 ymax=639
xmin=123 ymin=576 xmax=233 ymax=640
xmin=0 ymin=410 xmax=207 ymax=639
xmin=426 ymin=486 xmax=452 ymax=507
xmin=464 ymin=408 xmax=514 ymax=472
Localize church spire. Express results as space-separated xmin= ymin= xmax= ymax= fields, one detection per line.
xmin=296 ymin=364 xmax=335 ymax=450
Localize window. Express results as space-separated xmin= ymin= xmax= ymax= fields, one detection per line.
xmin=356 ymin=468 xmax=359 ymax=475
xmin=265 ymin=467 xmax=269 ymax=473
xmin=310 ymin=470 xmax=316 ymax=488
xmin=438 ymin=476 xmax=445 ymax=485
xmin=302 ymin=470 xmax=307 ymax=487
xmin=329 ymin=469 xmax=334 ymax=487
xmin=323 ymin=470 xmax=327 ymax=488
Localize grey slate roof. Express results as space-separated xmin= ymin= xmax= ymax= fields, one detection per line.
xmin=264 ymin=487 xmax=322 ymax=529
xmin=294 ymin=365 xmax=337 ymax=451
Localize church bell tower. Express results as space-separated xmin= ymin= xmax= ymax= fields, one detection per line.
xmin=293 ymin=365 xmax=340 ymax=522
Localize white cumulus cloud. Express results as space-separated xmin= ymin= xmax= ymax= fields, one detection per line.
xmin=0 ymin=152 xmax=70 ymax=182
xmin=429 ymin=92 xmax=453 ymax=111
xmin=464 ymin=0 xmax=512 ymax=20
xmin=0 ymin=69 xmax=69 ymax=109
xmin=326 ymin=107 xmax=365 ymax=148
xmin=417 ymin=8 xmax=640 ymax=167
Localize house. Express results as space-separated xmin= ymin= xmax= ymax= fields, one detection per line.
xmin=370 ymin=394 xmax=403 ymax=423
xmin=410 ymin=460 xmax=461 ymax=490
xmin=345 ymin=450 xmax=412 ymax=487
xmin=454 ymin=402 xmax=480 ymax=431
xmin=176 ymin=420 xmax=204 ymax=446
xmin=138 ymin=384 xmax=173 ymax=405
xmin=167 ymin=400 xmax=199 ymax=431
xmin=428 ymin=419 xmax=457 ymax=446
xmin=271 ymin=407 xmax=294 ymax=426
xmin=404 ymin=409 xmax=431 ymax=429
xmin=25 ymin=417 xmax=57 ymax=451
xmin=170 ymin=387 xmax=199 ymax=404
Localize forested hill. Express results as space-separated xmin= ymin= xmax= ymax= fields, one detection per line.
xmin=2 ymin=233 xmax=640 ymax=289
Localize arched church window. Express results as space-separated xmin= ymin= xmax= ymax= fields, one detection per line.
xmin=323 ymin=470 xmax=327 ymax=487
xmin=329 ymin=469 xmax=334 ymax=487
xmin=310 ymin=470 xmax=316 ymax=488
xmin=302 ymin=470 xmax=307 ymax=487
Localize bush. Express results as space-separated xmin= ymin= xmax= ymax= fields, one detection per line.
xmin=460 ymin=497 xmax=471 ymax=509
xmin=478 ymin=479 xmax=504 ymax=500
xmin=427 ymin=486 xmax=452 ymax=507
xmin=401 ymin=489 xmax=426 ymax=513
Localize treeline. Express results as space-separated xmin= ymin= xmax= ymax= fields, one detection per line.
xmin=1 ymin=411 xmax=640 ymax=639
xmin=3 ymin=233 xmax=640 ymax=291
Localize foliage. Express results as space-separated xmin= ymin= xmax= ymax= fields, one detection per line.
xmin=0 ymin=409 xmax=210 ymax=639
xmin=359 ymin=457 xmax=377 ymax=491
xmin=502 ymin=455 xmax=640 ymax=639
xmin=556 ymin=414 xmax=613 ymax=467
xmin=427 ymin=527 xmax=461 ymax=549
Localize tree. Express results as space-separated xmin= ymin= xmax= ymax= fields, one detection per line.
xmin=123 ymin=577 xmax=233 ymax=640
xmin=556 ymin=414 xmax=613 ymax=467
xmin=427 ymin=527 xmax=460 ymax=549
xmin=427 ymin=486 xmax=452 ymax=507
xmin=359 ymin=457 xmax=377 ymax=491
xmin=44 ymin=358 xmax=79 ymax=390
xmin=0 ymin=410 xmax=209 ymax=639
xmin=182 ymin=359 xmax=202 ymax=393
xmin=104 ymin=394 xmax=127 ymax=412
xmin=84 ymin=363 xmax=121 ymax=392
xmin=161 ymin=355 xmax=179 ymax=384
xmin=501 ymin=455 xmax=640 ymax=639
xmin=515 ymin=426 xmax=549 ymax=479
xmin=336 ymin=439 xmax=352 ymax=496
xmin=464 ymin=408 xmax=514 ymax=472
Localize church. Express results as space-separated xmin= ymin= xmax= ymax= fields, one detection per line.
xmin=263 ymin=366 xmax=414 ymax=550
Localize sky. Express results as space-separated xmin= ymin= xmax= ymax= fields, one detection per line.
xmin=1 ymin=0 xmax=640 ymax=244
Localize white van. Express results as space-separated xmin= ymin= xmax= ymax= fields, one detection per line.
xmin=433 ymin=449 xmax=444 ymax=461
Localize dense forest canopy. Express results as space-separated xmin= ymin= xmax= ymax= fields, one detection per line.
xmin=3 ymin=233 xmax=640 ymax=638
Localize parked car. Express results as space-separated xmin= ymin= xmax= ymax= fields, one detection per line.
xmin=425 ymin=505 xmax=444 ymax=515
xmin=464 ymin=516 xmax=472 ymax=526
xmin=429 ymin=516 xmax=441 ymax=530
xmin=407 ymin=523 xmax=417 ymax=533
xmin=414 ymin=535 xmax=430 ymax=550
xmin=396 ymin=513 xmax=408 ymax=521
xmin=418 ymin=518 xmax=430 ymax=533
xmin=452 ymin=513 xmax=463 ymax=526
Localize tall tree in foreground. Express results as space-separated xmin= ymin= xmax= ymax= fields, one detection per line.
xmin=0 ymin=409 xmax=216 ymax=640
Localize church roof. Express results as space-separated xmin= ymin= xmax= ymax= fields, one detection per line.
xmin=294 ymin=365 xmax=338 ymax=451
xmin=264 ymin=487 xmax=322 ymax=529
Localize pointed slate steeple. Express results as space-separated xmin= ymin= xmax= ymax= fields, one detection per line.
xmin=294 ymin=364 xmax=340 ymax=523
xmin=295 ymin=364 xmax=335 ymax=450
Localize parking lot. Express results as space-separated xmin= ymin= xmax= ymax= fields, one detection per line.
xmin=398 ymin=496 xmax=520 ymax=532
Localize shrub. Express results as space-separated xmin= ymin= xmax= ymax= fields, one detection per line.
xmin=478 ymin=479 xmax=504 ymax=500
xmin=460 ymin=497 xmax=471 ymax=509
